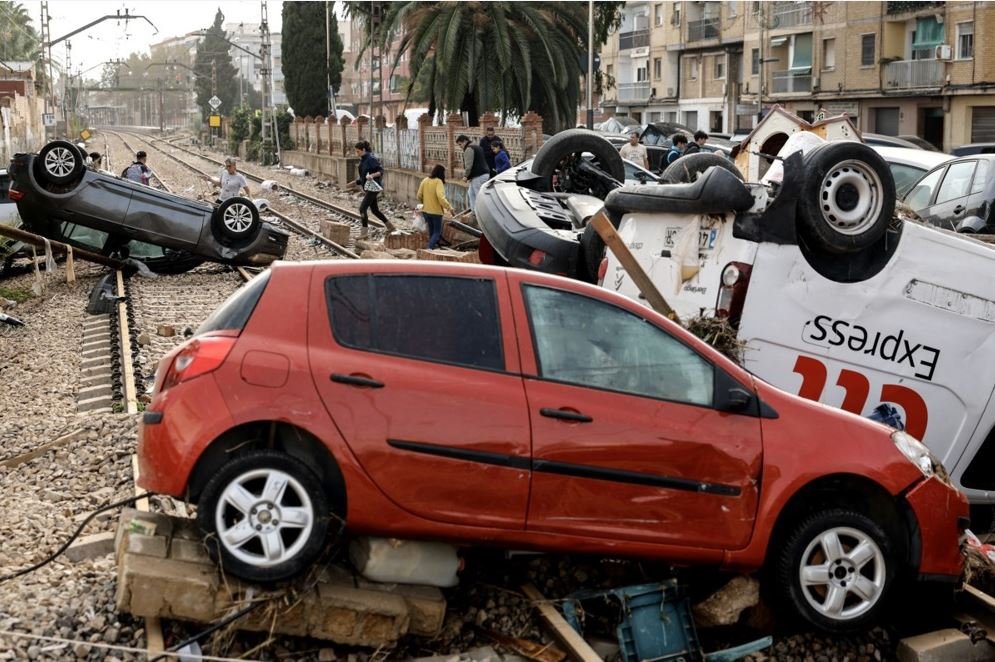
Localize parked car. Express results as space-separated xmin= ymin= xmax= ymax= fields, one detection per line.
xmin=8 ymin=141 xmax=289 ymax=273
xmin=861 ymin=133 xmax=925 ymax=151
xmin=903 ymin=154 xmax=995 ymax=233
xmin=0 ymin=168 xmax=24 ymax=272
xmin=870 ymin=146 xmax=954 ymax=198
xmin=137 ymin=260 xmax=966 ymax=632
xmin=951 ymin=143 xmax=995 ymax=157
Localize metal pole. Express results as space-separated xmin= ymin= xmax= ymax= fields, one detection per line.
xmin=587 ymin=0 xmax=594 ymax=129
xmin=326 ymin=0 xmax=332 ymax=118
xmin=260 ymin=0 xmax=274 ymax=165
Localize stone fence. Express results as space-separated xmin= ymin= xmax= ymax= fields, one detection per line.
xmin=291 ymin=111 xmax=545 ymax=176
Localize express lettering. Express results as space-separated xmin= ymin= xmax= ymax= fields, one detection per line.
xmin=803 ymin=315 xmax=940 ymax=381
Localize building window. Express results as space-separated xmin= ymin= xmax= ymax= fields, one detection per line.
xmin=684 ymin=110 xmax=698 ymax=129
xmin=389 ymin=74 xmax=400 ymax=93
xmin=751 ymin=48 xmax=760 ymax=76
xmin=710 ymin=110 xmax=723 ymax=132
xmin=607 ymin=64 xmax=613 ymax=79
xmin=714 ymin=55 xmax=726 ymax=80
xmin=957 ymin=21 xmax=974 ymax=60
xmin=655 ymin=3 xmax=664 ymax=26
xmin=654 ymin=57 xmax=663 ymax=79
xmin=823 ymin=38 xmax=836 ymax=70
xmin=672 ymin=2 xmax=681 ymax=26
xmin=637 ymin=65 xmax=649 ymax=82
xmin=688 ymin=58 xmax=699 ymax=80
xmin=860 ymin=34 xmax=875 ymax=67
xmin=666 ymin=111 xmax=677 ymax=122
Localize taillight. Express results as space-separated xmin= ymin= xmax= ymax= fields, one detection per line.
xmin=715 ymin=261 xmax=752 ymax=328
xmin=8 ymin=188 xmax=23 ymax=202
xmin=160 ymin=336 xmax=236 ymax=390
xmin=597 ymin=257 xmax=608 ymax=282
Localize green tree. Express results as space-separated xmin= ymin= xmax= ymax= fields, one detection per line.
xmin=0 ymin=2 xmax=45 ymax=88
xmin=348 ymin=1 xmax=622 ymax=133
xmin=193 ymin=9 xmax=240 ymax=121
xmin=281 ymin=1 xmax=343 ymax=117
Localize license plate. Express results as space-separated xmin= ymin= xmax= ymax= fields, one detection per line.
xmin=663 ymin=227 xmax=718 ymax=250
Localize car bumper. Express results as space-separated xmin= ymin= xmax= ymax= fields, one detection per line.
xmin=227 ymin=223 xmax=290 ymax=265
xmin=137 ymin=373 xmax=235 ymax=497
xmin=476 ymin=180 xmax=581 ymax=277
xmin=906 ymin=475 xmax=970 ymax=579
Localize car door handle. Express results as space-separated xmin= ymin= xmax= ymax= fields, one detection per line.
xmin=330 ymin=373 xmax=384 ymax=388
xmin=540 ymin=407 xmax=593 ymax=423
xmin=954 ymin=205 xmax=966 ymax=214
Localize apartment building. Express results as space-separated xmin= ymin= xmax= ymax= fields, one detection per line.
xmin=601 ymin=1 xmax=995 ymax=150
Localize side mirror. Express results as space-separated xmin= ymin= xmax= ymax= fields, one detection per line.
xmin=722 ymin=387 xmax=754 ymax=413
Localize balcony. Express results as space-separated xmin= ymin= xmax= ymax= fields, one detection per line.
xmin=687 ymin=17 xmax=720 ymax=42
xmin=771 ymin=69 xmax=812 ymax=94
xmin=771 ymin=1 xmax=812 ymax=28
xmin=617 ymin=82 xmax=651 ymax=102
xmin=619 ymin=29 xmax=650 ymax=50
xmin=886 ymin=1 xmax=943 ymax=16
xmin=884 ymin=59 xmax=945 ymax=89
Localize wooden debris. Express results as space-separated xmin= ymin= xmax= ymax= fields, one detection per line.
xmin=520 ymin=583 xmax=602 ymax=662
xmin=483 ymin=628 xmax=566 ymax=662
xmin=0 ymin=429 xmax=85 ymax=469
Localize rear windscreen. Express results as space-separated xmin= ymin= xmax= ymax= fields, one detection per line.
xmin=197 ymin=270 xmax=271 ymax=334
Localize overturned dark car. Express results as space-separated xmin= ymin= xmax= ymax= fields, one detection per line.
xmin=8 ymin=141 xmax=288 ymax=273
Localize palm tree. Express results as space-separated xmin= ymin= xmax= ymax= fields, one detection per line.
xmin=0 ymin=2 xmax=38 ymax=62
xmin=349 ymin=1 xmax=590 ymax=132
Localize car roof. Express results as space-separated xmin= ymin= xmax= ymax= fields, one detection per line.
xmin=870 ymin=145 xmax=953 ymax=169
xmin=863 ymin=133 xmax=923 ymax=150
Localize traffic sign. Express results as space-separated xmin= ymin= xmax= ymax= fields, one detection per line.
xmin=42 ymin=113 xmax=55 ymax=127
xmin=209 ymin=114 xmax=222 ymax=128
xmin=208 ymin=95 xmax=222 ymax=110
xmin=79 ymin=129 xmax=91 ymax=141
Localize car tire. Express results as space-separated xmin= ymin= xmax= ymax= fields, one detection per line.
xmin=776 ymin=509 xmax=896 ymax=633
xmin=198 ymin=449 xmax=332 ymax=583
xmin=660 ymin=153 xmax=743 ymax=184
xmin=36 ymin=141 xmax=85 ymax=187
xmin=797 ymin=142 xmax=895 ymax=254
xmin=578 ymin=221 xmax=606 ymax=284
xmin=212 ymin=197 xmax=261 ymax=243
xmin=531 ymin=129 xmax=625 ymax=197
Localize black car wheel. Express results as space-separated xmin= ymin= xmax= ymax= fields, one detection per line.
xmin=142 ymin=251 xmax=206 ymax=275
xmin=198 ymin=450 xmax=333 ymax=583
xmin=212 ymin=197 xmax=261 ymax=243
xmin=531 ymin=129 xmax=625 ymax=198
xmin=798 ymin=142 xmax=895 ymax=254
xmin=776 ymin=509 xmax=896 ymax=632
xmin=37 ymin=141 xmax=85 ymax=187
xmin=661 ymin=153 xmax=743 ymax=184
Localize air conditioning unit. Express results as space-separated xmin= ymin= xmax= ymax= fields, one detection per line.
xmin=666 ymin=87 xmax=675 ymax=97
xmin=935 ymin=44 xmax=952 ymax=60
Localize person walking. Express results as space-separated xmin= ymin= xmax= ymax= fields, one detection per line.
xmin=491 ymin=141 xmax=511 ymax=175
xmin=479 ymin=126 xmax=502 ymax=176
xmin=457 ymin=134 xmax=490 ymax=211
xmin=619 ymin=132 xmax=649 ymax=170
xmin=666 ymin=134 xmax=688 ymax=165
xmin=348 ymin=140 xmax=396 ymax=237
xmin=203 ymin=157 xmax=251 ymax=202
xmin=417 ymin=164 xmax=453 ymax=250
xmin=684 ymin=130 xmax=708 ymax=156
xmin=87 ymin=152 xmax=103 ymax=170
xmin=122 ymin=151 xmax=150 ymax=185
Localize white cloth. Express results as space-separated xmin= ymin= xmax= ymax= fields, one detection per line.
xmin=218 ymin=171 xmax=248 ymax=201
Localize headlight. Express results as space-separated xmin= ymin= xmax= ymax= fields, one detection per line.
xmin=891 ymin=430 xmax=940 ymax=478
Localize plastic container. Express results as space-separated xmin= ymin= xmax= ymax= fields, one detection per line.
xmin=348 ymin=537 xmax=460 ymax=588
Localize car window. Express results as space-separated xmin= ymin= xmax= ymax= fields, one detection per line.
xmin=326 ymin=274 xmax=504 ymax=371
xmin=905 ymin=167 xmax=944 ymax=210
xmin=889 ymin=164 xmax=926 ymax=199
xmin=522 ymin=284 xmax=714 ymax=406
xmin=59 ymin=222 xmax=109 ymax=250
xmin=936 ymin=161 xmax=977 ymax=204
xmin=970 ymin=160 xmax=990 ymax=195
xmin=623 ymin=161 xmax=656 ymax=183
xmin=197 ymin=270 xmax=270 ymax=334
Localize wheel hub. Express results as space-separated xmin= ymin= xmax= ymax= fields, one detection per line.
xmin=818 ymin=160 xmax=884 ymax=236
xmin=835 ymin=183 xmax=860 ymax=212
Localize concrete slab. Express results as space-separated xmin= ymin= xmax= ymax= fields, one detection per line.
xmin=66 ymin=531 xmax=116 ymax=562
xmin=114 ymin=512 xmax=443 ymax=648
xmin=77 ymin=395 xmax=114 ymax=412
xmin=897 ymin=628 xmax=995 ymax=662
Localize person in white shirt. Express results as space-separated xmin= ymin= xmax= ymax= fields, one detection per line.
xmin=203 ymin=157 xmax=251 ymax=202
xmin=619 ymin=132 xmax=649 ymax=170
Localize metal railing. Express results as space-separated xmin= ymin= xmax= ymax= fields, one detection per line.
xmin=884 ymin=59 xmax=945 ymax=88
xmin=617 ymin=82 xmax=652 ymax=102
xmin=771 ymin=2 xmax=812 ymax=28
xmin=619 ymin=29 xmax=650 ymax=50
xmin=688 ymin=17 xmax=720 ymax=42
xmin=886 ymin=1 xmax=943 ymax=15
xmin=771 ymin=70 xmax=812 ymax=94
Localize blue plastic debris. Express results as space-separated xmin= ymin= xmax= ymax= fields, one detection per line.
xmin=867 ymin=403 xmax=905 ymax=430
xmin=561 ymin=580 xmax=771 ymax=662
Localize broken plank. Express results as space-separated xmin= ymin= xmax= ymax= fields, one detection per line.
xmin=520 ymin=583 xmax=602 ymax=662
xmin=0 ymin=429 xmax=86 ymax=469
xmin=964 ymin=584 xmax=995 ymax=613
xmin=116 ymin=270 xmax=138 ymax=415
xmin=589 ymin=211 xmax=678 ymax=323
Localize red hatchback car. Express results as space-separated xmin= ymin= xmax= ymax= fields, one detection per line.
xmin=138 ymin=260 xmax=967 ymax=632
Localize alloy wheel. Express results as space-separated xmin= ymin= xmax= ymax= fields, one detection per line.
xmin=798 ymin=525 xmax=886 ymax=620
xmin=44 ymin=146 xmax=77 ymax=178
xmin=223 ymin=203 xmax=255 ymax=234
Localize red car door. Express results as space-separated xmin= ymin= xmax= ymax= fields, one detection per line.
xmin=307 ymin=265 xmax=531 ymax=529
xmin=509 ymin=274 xmax=763 ymax=550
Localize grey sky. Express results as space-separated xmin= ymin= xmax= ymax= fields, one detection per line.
xmin=34 ymin=1 xmax=288 ymax=75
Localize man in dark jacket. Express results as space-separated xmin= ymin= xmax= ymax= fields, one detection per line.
xmin=479 ymin=126 xmax=502 ymax=176
xmin=457 ymin=134 xmax=490 ymax=211
xmin=683 ymin=130 xmax=708 ymax=156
